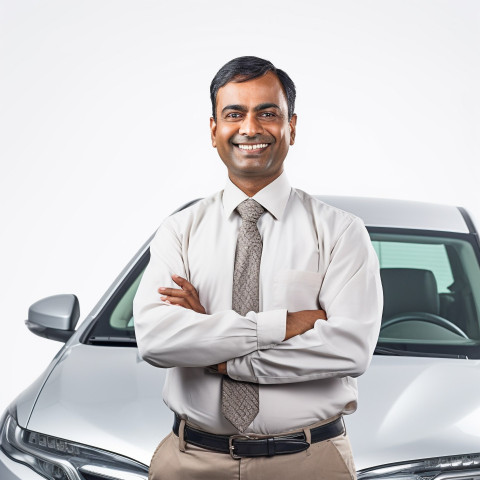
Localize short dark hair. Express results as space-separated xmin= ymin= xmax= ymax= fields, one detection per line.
xmin=210 ymin=56 xmax=296 ymax=121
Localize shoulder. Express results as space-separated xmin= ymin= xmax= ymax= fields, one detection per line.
xmin=291 ymin=189 xmax=375 ymax=264
xmin=291 ymin=188 xmax=362 ymax=235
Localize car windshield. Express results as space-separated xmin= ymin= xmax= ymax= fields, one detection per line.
xmin=84 ymin=229 xmax=480 ymax=358
xmin=370 ymin=229 xmax=480 ymax=358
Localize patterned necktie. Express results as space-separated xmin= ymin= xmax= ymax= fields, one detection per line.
xmin=221 ymin=198 xmax=265 ymax=432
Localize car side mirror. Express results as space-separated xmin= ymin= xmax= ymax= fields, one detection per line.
xmin=25 ymin=294 xmax=80 ymax=343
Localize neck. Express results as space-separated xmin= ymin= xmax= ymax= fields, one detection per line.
xmin=228 ymin=170 xmax=283 ymax=197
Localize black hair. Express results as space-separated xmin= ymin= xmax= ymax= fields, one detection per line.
xmin=210 ymin=56 xmax=296 ymax=121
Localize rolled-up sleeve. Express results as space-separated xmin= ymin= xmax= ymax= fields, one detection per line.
xmin=227 ymin=218 xmax=383 ymax=384
xmin=133 ymin=220 xmax=286 ymax=368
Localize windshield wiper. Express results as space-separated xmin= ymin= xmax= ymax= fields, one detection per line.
xmin=87 ymin=336 xmax=137 ymax=346
xmin=374 ymin=346 xmax=467 ymax=359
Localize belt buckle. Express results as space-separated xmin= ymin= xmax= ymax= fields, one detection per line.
xmin=228 ymin=434 xmax=253 ymax=460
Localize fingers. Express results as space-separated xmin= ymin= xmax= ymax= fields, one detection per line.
xmin=158 ymin=287 xmax=190 ymax=298
xmin=158 ymin=275 xmax=198 ymax=299
xmin=161 ymin=295 xmax=192 ymax=309
xmin=171 ymin=274 xmax=197 ymax=294
xmin=157 ymin=275 xmax=206 ymax=314
xmin=168 ymin=275 xmax=201 ymax=300
xmin=158 ymin=285 xmax=194 ymax=309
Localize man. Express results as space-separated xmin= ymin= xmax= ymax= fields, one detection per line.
xmin=133 ymin=56 xmax=383 ymax=479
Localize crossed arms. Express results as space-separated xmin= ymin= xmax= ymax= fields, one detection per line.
xmin=133 ymin=217 xmax=383 ymax=384
xmin=158 ymin=274 xmax=327 ymax=374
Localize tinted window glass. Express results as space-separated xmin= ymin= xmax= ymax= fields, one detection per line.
xmin=110 ymin=269 xmax=145 ymax=330
xmin=372 ymin=241 xmax=454 ymax=293
xmin=371 ymin=231 xmax=480 ymax=357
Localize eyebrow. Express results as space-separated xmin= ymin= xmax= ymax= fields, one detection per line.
xmin=221 ymin=103 xmax=282 ymax=114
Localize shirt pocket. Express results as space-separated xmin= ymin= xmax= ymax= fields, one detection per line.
xmin=273 ymin=269 xmax=324 ymax=311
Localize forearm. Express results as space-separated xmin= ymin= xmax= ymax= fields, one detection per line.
xmin=212 ymin=308 xmax=325 ymax=375
xmin=227 ymin=308 xmax=381 ymax=384
xmin=133 ymin=222 xmax=286 ymax=368
xmin=134 ymin=301 xmax=286 ymax=368
xmin=227 ymin=217 xmax=383 ymax=384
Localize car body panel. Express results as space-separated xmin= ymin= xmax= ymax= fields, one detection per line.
xmin=25 ymin=342 xmax=480 ymax=470
xmin=0 ymin=450 xmax=43 ymax=480
xmin=14 ymin=346 xmax=67 ymax=428
xmin=26 ymin=344 xmax=170 ymax=467
xmin=350 ymin=355 xmax=480 ymax=470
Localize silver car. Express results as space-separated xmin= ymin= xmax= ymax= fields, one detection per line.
xmin=2 ymin=196 xmax=480 ymax=480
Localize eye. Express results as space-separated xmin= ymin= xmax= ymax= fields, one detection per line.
xmin=226 ymin=112 xmax=242 ymax=119
xmin=260 ymin=112 xmax=276 ymax=118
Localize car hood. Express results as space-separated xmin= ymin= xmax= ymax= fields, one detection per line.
xmin=26 ymin=344 xmax=480 ymax=470
xmin=348 ymin=355 xmax=480 ymax=470
xmin=27 ymin=344 xmax=172 ymax=467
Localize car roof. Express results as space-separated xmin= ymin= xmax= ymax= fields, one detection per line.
xmin=316 ymin=195 xmax=470 ymax=234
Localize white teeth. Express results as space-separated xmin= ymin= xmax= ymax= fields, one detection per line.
xmin=238 ymin=143 xmax=268 ymax=150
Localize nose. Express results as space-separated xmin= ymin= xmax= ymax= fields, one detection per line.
xmin=238 ymin=113 xmax=263 ymax=137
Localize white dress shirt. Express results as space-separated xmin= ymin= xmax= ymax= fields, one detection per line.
xmin=133 ymin=172 xmax=383 ymax=435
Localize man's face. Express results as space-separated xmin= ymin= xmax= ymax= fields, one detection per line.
xmin=210 ymin=71 xmax=297 ymax=183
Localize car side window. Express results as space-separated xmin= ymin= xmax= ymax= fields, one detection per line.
xmin=110 ymin=269 xmax=145 ymax=330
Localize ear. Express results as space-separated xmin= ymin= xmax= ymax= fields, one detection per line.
xmin=289 ymin=114 xmax=297 ymax=145
xmin=210 ymin=117 xmax=217 ymax=148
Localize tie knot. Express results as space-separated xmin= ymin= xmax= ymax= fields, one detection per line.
xmin=236 ymin=199 xmax=265 ymax=223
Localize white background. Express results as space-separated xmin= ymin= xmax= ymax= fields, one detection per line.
xmin=1 ymin=0 xmax=479 ymax=415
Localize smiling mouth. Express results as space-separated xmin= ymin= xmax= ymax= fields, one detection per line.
xmin=234 ymin=143 xmax=270 ymax=151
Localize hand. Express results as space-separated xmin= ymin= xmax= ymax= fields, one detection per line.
xmin=207 ymin=362 xmax=228 ymax=375
xmin=159 ymin=276 xmax=225 ymax=373
xmin=158 ymin=275 xmax=206 ymax=314
xmin=285 ymin=309 xmax=327 ymax=340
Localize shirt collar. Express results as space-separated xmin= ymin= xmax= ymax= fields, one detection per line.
xmin=222 ymin=171 xmax=292 ymax=221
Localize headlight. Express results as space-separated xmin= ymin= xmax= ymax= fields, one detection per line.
xmin=0 ymin=409 xmax=148 ymax=480
xmin=357 ymin=454 xmax=480 ymax=479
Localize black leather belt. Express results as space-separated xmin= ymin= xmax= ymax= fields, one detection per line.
xmin=173 ymin=414 xmax=344 ymax=459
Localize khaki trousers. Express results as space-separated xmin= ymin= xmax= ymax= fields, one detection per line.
xmin=149 ymin=418 xmax=357 ymax=480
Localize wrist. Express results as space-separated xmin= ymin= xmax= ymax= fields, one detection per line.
xmin=285 ymin=311 xmax=295 ymax=340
